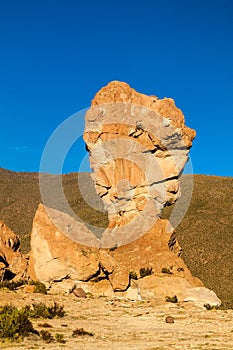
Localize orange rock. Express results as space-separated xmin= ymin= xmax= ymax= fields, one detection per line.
xmin=28 ymin=204 xmax=100 ymax=282
xmin=84 ymin=81 xmax=196 ymax=233
xmin=0 ymin=221 xmax=28 ymax=280
xmin=29 ymin=82 xmax=216 ymax=301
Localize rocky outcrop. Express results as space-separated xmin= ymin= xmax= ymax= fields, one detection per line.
xmin=28 ymin=81 xmax=220 ymax=305
xmin=29 ymin=204 xmax=202 ymax=294
xmin=83 ymin=81 xmax=196 ymax=246
xmin=29 ymin=204 xmax=222 ymax=306
xmin=0 ymin=221 xmax=28 ymax=280
xmin=28 ymin=204 xmax=100 ymax=282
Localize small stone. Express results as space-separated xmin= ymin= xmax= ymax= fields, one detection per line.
xmin=165 ymin=316 xmax=174 ymax=323
xmin=72 ymin=287 xmax=87 ymax=298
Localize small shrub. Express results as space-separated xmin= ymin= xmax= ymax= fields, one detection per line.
xmin=177 ymin=267 xmax=184 ymax=272
xmin=0 ymin=305 xmax=35 ymax=339
xmin=86 ymin=292 xmax=94 ymax=298
xmin=0 ymin=279 xmax=27 ymax=291
xmin=161 ymin=267 xmax=173 ymax=275
xmin=55 ymin=333 xmax=66 ymax=343
xmin=165 ymin=295 xmax=178 ymax=303
xmin=48 ymin=302 xmax=65 ymax=318
xmin=204 ymin=303 xmax=219 ymax=310
xmin=129 ymin=271 xmax=138 ymax=280
xmin=29 ymin=303 xmax=51 ymax=319
xmin=139 ymin=267 xmax=153 ymax=278
xmin=38 ymin=322 xmax=53 ymax=328
xmin=28 ymin=302 xmax=65 ymax=319
xmin=72 ymin=328 xmax=94 ymax=337
xmin=40 ymin=330 xmax=54 ymax=343
xmin=29 ymin=281 xmax=47 ymax=294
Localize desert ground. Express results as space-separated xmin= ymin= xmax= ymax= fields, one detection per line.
xmin=0 ymin=290 xmax=232 ymax=350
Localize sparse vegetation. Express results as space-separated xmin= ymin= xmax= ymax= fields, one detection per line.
xmin=204 ymin=303 xmax=219 ymax=310
xmin=29 ymin=280 xmax=47 ymax=294
xmin=161 ymin=267 xmax=173 ymax=275
xmin=0 ymin=305 xmax=35 ymax=339
xmin=0 ymin=302 xmax=66 ymax=341
xmin=139 ymin=267 xmax=153 ymax=278
xmin=72 ymin=328 xmax=94 ymax=337
xmin=28 ymin=302 xmax=65 ymax=319
xmin=86 ymin=292 xmax=94 ymax=298
xmin=0 ymin=279 xmax=27 ymax=291
xmin=38 ymin=322 xmax=53 ymax=328
xmin=55 ymin=333 xmax=66 ymax=343
xmin=0 ymin=279 xmax=47 ymax=294
xmin=40 ymin=330 xmax=54 ymax=343
xmin=129 ymin=271 xmax=138 ymax=280
xmin=165 ymin=295 xmax=178 ymax=303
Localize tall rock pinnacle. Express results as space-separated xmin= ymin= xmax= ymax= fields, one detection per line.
xmin=83 ymin=81 xmax=195 ymax=246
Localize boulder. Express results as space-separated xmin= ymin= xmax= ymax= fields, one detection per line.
xmin=0 ymin=221 xmax=28 ymax=280
xmin=136 ymin=275 xmax=201 ymax=301
xmin=71 ymin=287 xmax=87 ymax=298
xmin=28 ymin=204 xmax=204 ymax=301
xmin=183 ymin=287 xmax=221 ymax=307
xmin=165 ymin=316 xmax=175 ymax=323
xmin=28 ymin=204 xmax=100 ymax=282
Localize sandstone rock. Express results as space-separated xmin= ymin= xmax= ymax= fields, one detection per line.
xmin=0 ymin=222 xmax=20 ymax=251
xmin=28 ymin=204 xmax=100 ymax=282
xmin=183 ymin=287 xmax=221 ymax=307
xmin=29 ymin=82 xmax=220 ymax=304
xmin=84 ymin=81 xmax=196 ymax=243
xmin=136 ymin=274 xmax=202 ymax=301
xmin=0 ymin=221 xmax=28 ymax=280
xmin=125 ymin=285 xmax=141 ymax=301
xmin=108 ymin=265 xmax=130 ymax=291
xmin=29 ymin=203 xmax=203 ymax=298
xmin=87 ymin=279 xmax=114 ymax=297
xmin=71 ymin=287 xmax=87 ymax=298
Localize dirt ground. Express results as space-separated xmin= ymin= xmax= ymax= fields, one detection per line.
xmin=0 ymin=290 xmax=233 ymax=350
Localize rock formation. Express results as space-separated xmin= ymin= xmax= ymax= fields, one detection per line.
xmin=28 ymin=204 xmax=100 ymax=282
xmin=83 ymin=81 xmax=195 ymax=246
xmin=28 ymin=81 xmax=220 ymax=305
xmin=0 ymin=221 xmax=28 ymax=281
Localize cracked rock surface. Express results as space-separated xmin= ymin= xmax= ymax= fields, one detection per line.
xmin=83 ymin=81 xmax=195 ymax=243
xmin=28 ymin=82 xmax=220 ymax=303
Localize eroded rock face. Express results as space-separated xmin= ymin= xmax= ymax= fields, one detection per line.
xmin=28 ymin=204 xmax=100 ymax=282
xmin=29 ymin=204 xmax=202 ymax=294
xmin=29 ymin=81 xmax=219 ymax=304
xmin=0 ymin=221 xmax=28 ymax=280
xmin=83 ymin=81 xmax=196 ymax=245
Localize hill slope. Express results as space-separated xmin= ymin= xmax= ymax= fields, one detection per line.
xmin=0 ymin=167 xmax=232 ymax=308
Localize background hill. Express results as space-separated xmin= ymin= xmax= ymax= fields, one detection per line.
xmin=0 ymin=167 xmax=232 ymax=308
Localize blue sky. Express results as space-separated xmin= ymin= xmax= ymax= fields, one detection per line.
xmin=0 ymin=0 xmax=232 ymax=176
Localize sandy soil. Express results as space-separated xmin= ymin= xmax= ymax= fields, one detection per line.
xmin=0 ymin=290 xmax=233 ymax=350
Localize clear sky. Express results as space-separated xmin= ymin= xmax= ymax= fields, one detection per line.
xmin=0 ymin=0 xmax=232 ymax=176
